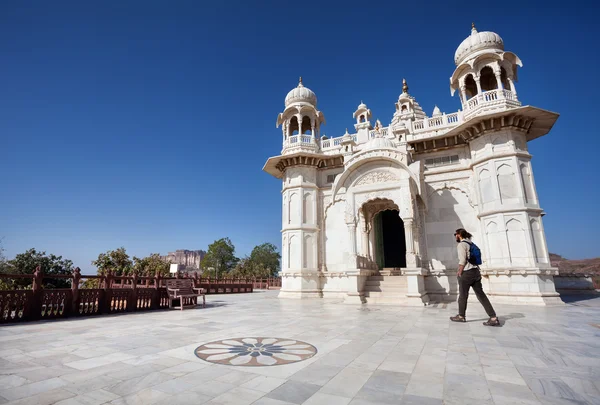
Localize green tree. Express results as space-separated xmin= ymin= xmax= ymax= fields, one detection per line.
xmin=0 ymin=248 xmax=74 ymax=289
xmin=229 ymin=257 xmax=271 ymax=279
xmin=248 ymin=243 xmax=281 ymax=276
xmin=92 ymin=247 xmax=133 ymax=276
xmin=133 ymin=253 xmax=170 ymax=277
xmin=201 ymin=238 xmax=238 ymax=278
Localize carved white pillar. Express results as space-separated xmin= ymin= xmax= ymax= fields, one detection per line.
xmin=369 ymin=223 xmax=375 ymax=261
xmin=475 ymin=77 xmax=482 ymax=94
xmin=495 ymin=71 xmax=503 ymax=91
xmin=361 ymin=230 xmax=369 ymax=258
xmin=348 ymin=223 xmax=357 ymax=257
xmin=404 ymin=218 xmax=417 ymax=268
xmin=404 ymin=218 xmax=414 ymax=254
xmin=460 ymin=85 xmax=467 ymax=107
xmin=296 ymin=114 xmax=302 ymax=137
xmin=508 ymin=78 xmax=517 ymax=98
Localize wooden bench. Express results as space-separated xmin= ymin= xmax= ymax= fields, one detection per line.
xmin=166 ymin=279 xmax=206 ymax=310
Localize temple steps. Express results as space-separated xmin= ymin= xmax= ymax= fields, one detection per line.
xmin=363 ymin=275 xmax=410 ymax=304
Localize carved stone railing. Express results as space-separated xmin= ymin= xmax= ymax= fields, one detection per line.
xmin=283 ymin=135 xmax=318 ymax=154
xmin=464 ymin=89 xmax=521 ymax=120
xmin=0 ymin=267 xmax=281 ymax=324
xmin=412 ymin=112 xmax=462 ymax=135
xmin=320 ymin=134 xmax=359 ymax=151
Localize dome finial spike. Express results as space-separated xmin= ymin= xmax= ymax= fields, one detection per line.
xmin=298 ymin=76 xmax=303 ymax=87
xmin=471 ymin=22 xmax=477 ymax=33
xmin=402 ymin=78 xmax=409 ymax=94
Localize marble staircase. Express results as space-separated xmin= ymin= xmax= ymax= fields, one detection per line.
xmin=363 ymin=273 xmax=409 ymax=304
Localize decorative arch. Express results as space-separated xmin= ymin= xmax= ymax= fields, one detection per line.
xmin=359 ymin=197 xmax=400 ymax=222
xmin=480 ymin=66 xmax=497 ymax=92
xmin=350 ymin=189 xmax=410 ymax=224
xmin=450 ymin=63 xmax=474 ymax=95
xmin=505 ymin=217 xmax=523 ymax=231
xmin=464 ymin=74 xmax=478 ymax=99
xmin=472 ymin=55 xmax=501 ymax=73
xmin=331 ymin=148 xmax=417 ymax=200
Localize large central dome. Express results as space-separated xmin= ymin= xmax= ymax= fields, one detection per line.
xmin=454 ymin=24 xmax=504 ymax=65
xmin=285 ymin=78 xmax=317 ymax=107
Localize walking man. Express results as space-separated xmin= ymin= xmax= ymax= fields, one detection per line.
xmin=450 ymin=228 xmax=500 ymax=326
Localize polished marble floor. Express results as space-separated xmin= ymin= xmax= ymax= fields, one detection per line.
xmin=1 ymin=291 xmax=599 ymax=405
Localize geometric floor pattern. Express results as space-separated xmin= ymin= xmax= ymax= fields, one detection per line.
xmin=0 ymin=290 xmax=599 ymax=405
xmin=195 ymin=338 xmax=317 ymax=366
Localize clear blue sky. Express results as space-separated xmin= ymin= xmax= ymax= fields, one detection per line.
xmin=1 ymin=1 xmax=598 ymax=272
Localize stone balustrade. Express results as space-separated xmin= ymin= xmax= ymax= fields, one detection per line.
xmin=0 ymin=267 xmax=281 ymax=324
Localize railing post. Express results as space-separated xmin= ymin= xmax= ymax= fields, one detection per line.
xmin=151 ymin=270 xmax=161 ymax=309
xmin=71 ymin=267 xmax=81 ymax=315
xmin=130 ymin=273 xmax=138 ymax=312
xmin=103 ymin=270 xmax=113 ymax=314
xmin=32 ymin=265 xmax=44 ymax=321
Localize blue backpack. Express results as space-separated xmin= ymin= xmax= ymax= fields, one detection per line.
xmin=463 ymin=241 xmax=482 ymax=266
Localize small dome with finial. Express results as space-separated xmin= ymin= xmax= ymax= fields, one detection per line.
xmin=432 ymin=105 xmax=442 ymax=116
xmin=454 ymin=23 xmax=504 ymax=65
xmin=285 ymin=77 xmax=318 ymax=107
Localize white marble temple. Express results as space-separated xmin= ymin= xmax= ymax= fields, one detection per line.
xmin=264 ymin=24 xmax=563 ymax=306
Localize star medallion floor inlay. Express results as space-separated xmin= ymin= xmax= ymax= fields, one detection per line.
xmin=194 ymin=337 xmax=317 ymax=366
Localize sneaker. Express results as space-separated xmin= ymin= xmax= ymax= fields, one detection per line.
xmin=450 ymin=315 xmax=466 ymax=323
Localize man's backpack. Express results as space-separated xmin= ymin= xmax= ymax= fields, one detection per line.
xmin=463 ymin=241 xmax=482 ymax=266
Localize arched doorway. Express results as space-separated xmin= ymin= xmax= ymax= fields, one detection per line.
xmin=361 ymin=198 xmax=407 ymax=270
xmin=373 ymin=209 xmax=406 ymax=269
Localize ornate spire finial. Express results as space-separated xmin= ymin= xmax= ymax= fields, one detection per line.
xmin=298 ymin=76 xmax=303 ymax=87
xmin=402 ymin=78 xmax=408 ymax=94
xmin=471 ymin=22 xmax=477 ymax=33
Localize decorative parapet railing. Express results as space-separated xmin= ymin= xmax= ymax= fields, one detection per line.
xmin=412 ymin=111 xmax=462 ymax=134
xmin=320 ymin=134 xmax=357 ymax=151
xmin=312 ymin=89 xmax=521 ymax=151
xmin=0 ymin=267 xmax=281 ymax=324
xmin=369 ymin=128 xmax=389 ymax=138
xmin=283 ymin=135 xmax=318 ymax=154
xmin=464 ymin=89 xmax=521 ymax=120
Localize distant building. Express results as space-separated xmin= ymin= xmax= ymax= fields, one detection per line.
xmin=162 ymin=250 xmax=206 ymax=272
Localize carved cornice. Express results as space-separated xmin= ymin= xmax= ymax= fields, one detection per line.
xmin=410 ymin=113 xmax=534 ymax=154
xmin=274 ymin=155 xmax=344 ymax=173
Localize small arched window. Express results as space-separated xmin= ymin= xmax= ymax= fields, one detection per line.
xmin=301 ymin=116 xmax=312 ymax=135
xmin=480 ymin=66 xmax=498 ymax=92
xmin=401 ymin=105 xmax=407 ymax=112
xmin=289 ymin=117 xmax=299 ymax=136
xmin=465 ymin=74 xmax=477 ymax=98
xmin=360 ymin=115 xmax=365 ymax=123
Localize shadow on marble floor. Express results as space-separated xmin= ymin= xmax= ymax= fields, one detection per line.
xmin=559 ymin=292 xmax=600 ymax=306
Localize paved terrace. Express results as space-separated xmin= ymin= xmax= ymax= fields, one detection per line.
xmin=1 ymin=291 xmax=599 ymax=405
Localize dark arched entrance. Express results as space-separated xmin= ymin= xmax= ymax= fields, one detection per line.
xmin=373 ymin=209 xmax=406 ymax=269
